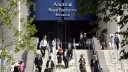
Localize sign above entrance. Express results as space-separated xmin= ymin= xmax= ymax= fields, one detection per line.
xmin=32 ymin=0 xmax=97 ymax=21
xmin=48 ymin=2 xmax=77 ymax=17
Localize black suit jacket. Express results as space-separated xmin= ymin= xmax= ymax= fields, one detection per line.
xmin=63 ymin=50 xmax=69 ymax=61
xmin=46 ymin=60 xmax=54 ymax=69
xmin=90 ymin=59 xmax=98 ymax=67
xmin=35 ymin=57 xmax=43 ymax=66
xmin=83 ymin=36 xmax=87 ymax=42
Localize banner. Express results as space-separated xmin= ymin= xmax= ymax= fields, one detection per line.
xmin=32 ymin=0 xmax=96 ymax=21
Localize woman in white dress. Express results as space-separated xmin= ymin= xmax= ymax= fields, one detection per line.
xmin=109 ymin=34 xmax=115 ymax=50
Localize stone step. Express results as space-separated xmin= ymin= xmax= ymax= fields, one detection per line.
xmin=55 ymin=65 xmax=92 ymax=72
xmin=109 ymin=68 xmax=123 ymax=72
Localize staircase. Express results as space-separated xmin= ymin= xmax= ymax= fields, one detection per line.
xmin=121 ymin=59 xmax=128 ymax=72
xmin=103 ymin=50 xmax=123 ymax=72
xmin=97 ymin=50 xmax=110 ymax=72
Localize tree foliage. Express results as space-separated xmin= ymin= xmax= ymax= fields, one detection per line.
xmin=77 ymin=0 xmax=128 ymax=59
xmin=0 ymin=0 xmax=37 ymax=71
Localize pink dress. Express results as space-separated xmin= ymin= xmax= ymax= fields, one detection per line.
xmin=19 ymin=63 xmax=25 ymax=72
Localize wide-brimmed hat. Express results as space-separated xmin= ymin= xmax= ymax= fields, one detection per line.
xmin=58 ymin=48 xmax=62 ymax=51
xmin=44 ymin=35 xmax=47 ymax=38
xmin=80 ymin=54 xmax=83 ymax=57
xmin=14 ymin=63 xmax=19 ymax=66
xmin=110 ymin=34 xmax=114 ymax=37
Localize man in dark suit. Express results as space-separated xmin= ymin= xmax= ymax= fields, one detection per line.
xmin=114 ymin=34 xmax=120 ymax=50
xmin=83 ymin=33 xmax=87 ymax=49
xmin=67 ymin=42 xmax=73 ymax=60
xmin=79 ymin=32 xmax=84 ymax=49
xmin=90 ymin=55 xmax=98 ymax=72
xmin=46 ymin=56 xmax=55 ymax=72
xmin=63 ymin=48 xmax=69 ymax=69
xmin=35 ymin=54 xmax=43 ymax=72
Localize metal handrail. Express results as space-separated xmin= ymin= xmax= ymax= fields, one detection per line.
xmin=91 ymin=38 xmax=103 ymax=72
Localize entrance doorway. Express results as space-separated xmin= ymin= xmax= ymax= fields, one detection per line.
xmin=34 ymin=20 xmax=97 ymax=45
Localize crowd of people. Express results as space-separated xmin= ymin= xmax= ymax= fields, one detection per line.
xmin=35 ymin=35 xmax=74 ymax=72
xmin=8 ymin=32 xmax=120 ymax=72
xmin=79 ymin=32 xmax=87 ymax=49
xmin=108 ymin=34 xmax=120 ymax=50
xmin=36 ymin=34 xmax=102 ymax=72
xmin=100 ymin=34 xmax=120 ymax=50
xmin=35 ymin=33 xmax=117 ymax=72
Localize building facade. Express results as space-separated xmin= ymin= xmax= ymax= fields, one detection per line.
xmin=0 ymin=1 xmax=28 ymax=50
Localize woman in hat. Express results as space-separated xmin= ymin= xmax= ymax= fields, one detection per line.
xmin=14 ymin=63 xmax=19 ymax=72
xmin=19 ymin=60 xmax=25 ymax=72
xmin=79 ymin=54 xmax=86 ymax=72
xmin=109 ymin=34 xmax=115 ymax=50
xmin=57 ymin=47 xmax=63 ymax=70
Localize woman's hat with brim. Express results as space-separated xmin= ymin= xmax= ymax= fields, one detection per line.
xmin=15 ymin=63 xmax=19 ymax=66
xmin=58 ymin=48 xmax=62 ymax=51
xmin=110 ymin=34 xmax=114 ymax=37
xmin=44 ymin=35 xmax=47 ymax=38
xmin=80 ymin=54 xmax=83 ymax=57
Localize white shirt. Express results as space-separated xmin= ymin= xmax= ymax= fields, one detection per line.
xmin=48 ymin=60 xmax=51 ymax=68
xmin=64 ymin=50 xmax=67 ymax=57
xmin=80 ymin=34 xmax=83 ymax=40
xmin=68 ymin=43 xmax=72 ymax=50
xmin=40 ymin=39 xmax=47 ymax=48
xmin=109 ymin=37 xmax=115 ymax=48
xmin=50 ymin=54 xmax=54 ymax=61
xmin=52 ymin=40 xmax=56 ymax=46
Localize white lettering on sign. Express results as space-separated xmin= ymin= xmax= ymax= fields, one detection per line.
xmin=53 ymin=2 xmax=72 ymax=7
xmin=48 ymin=1 xmax=77 ymax=17
xmin=55 ymin=13 xmax=70 ymax=17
